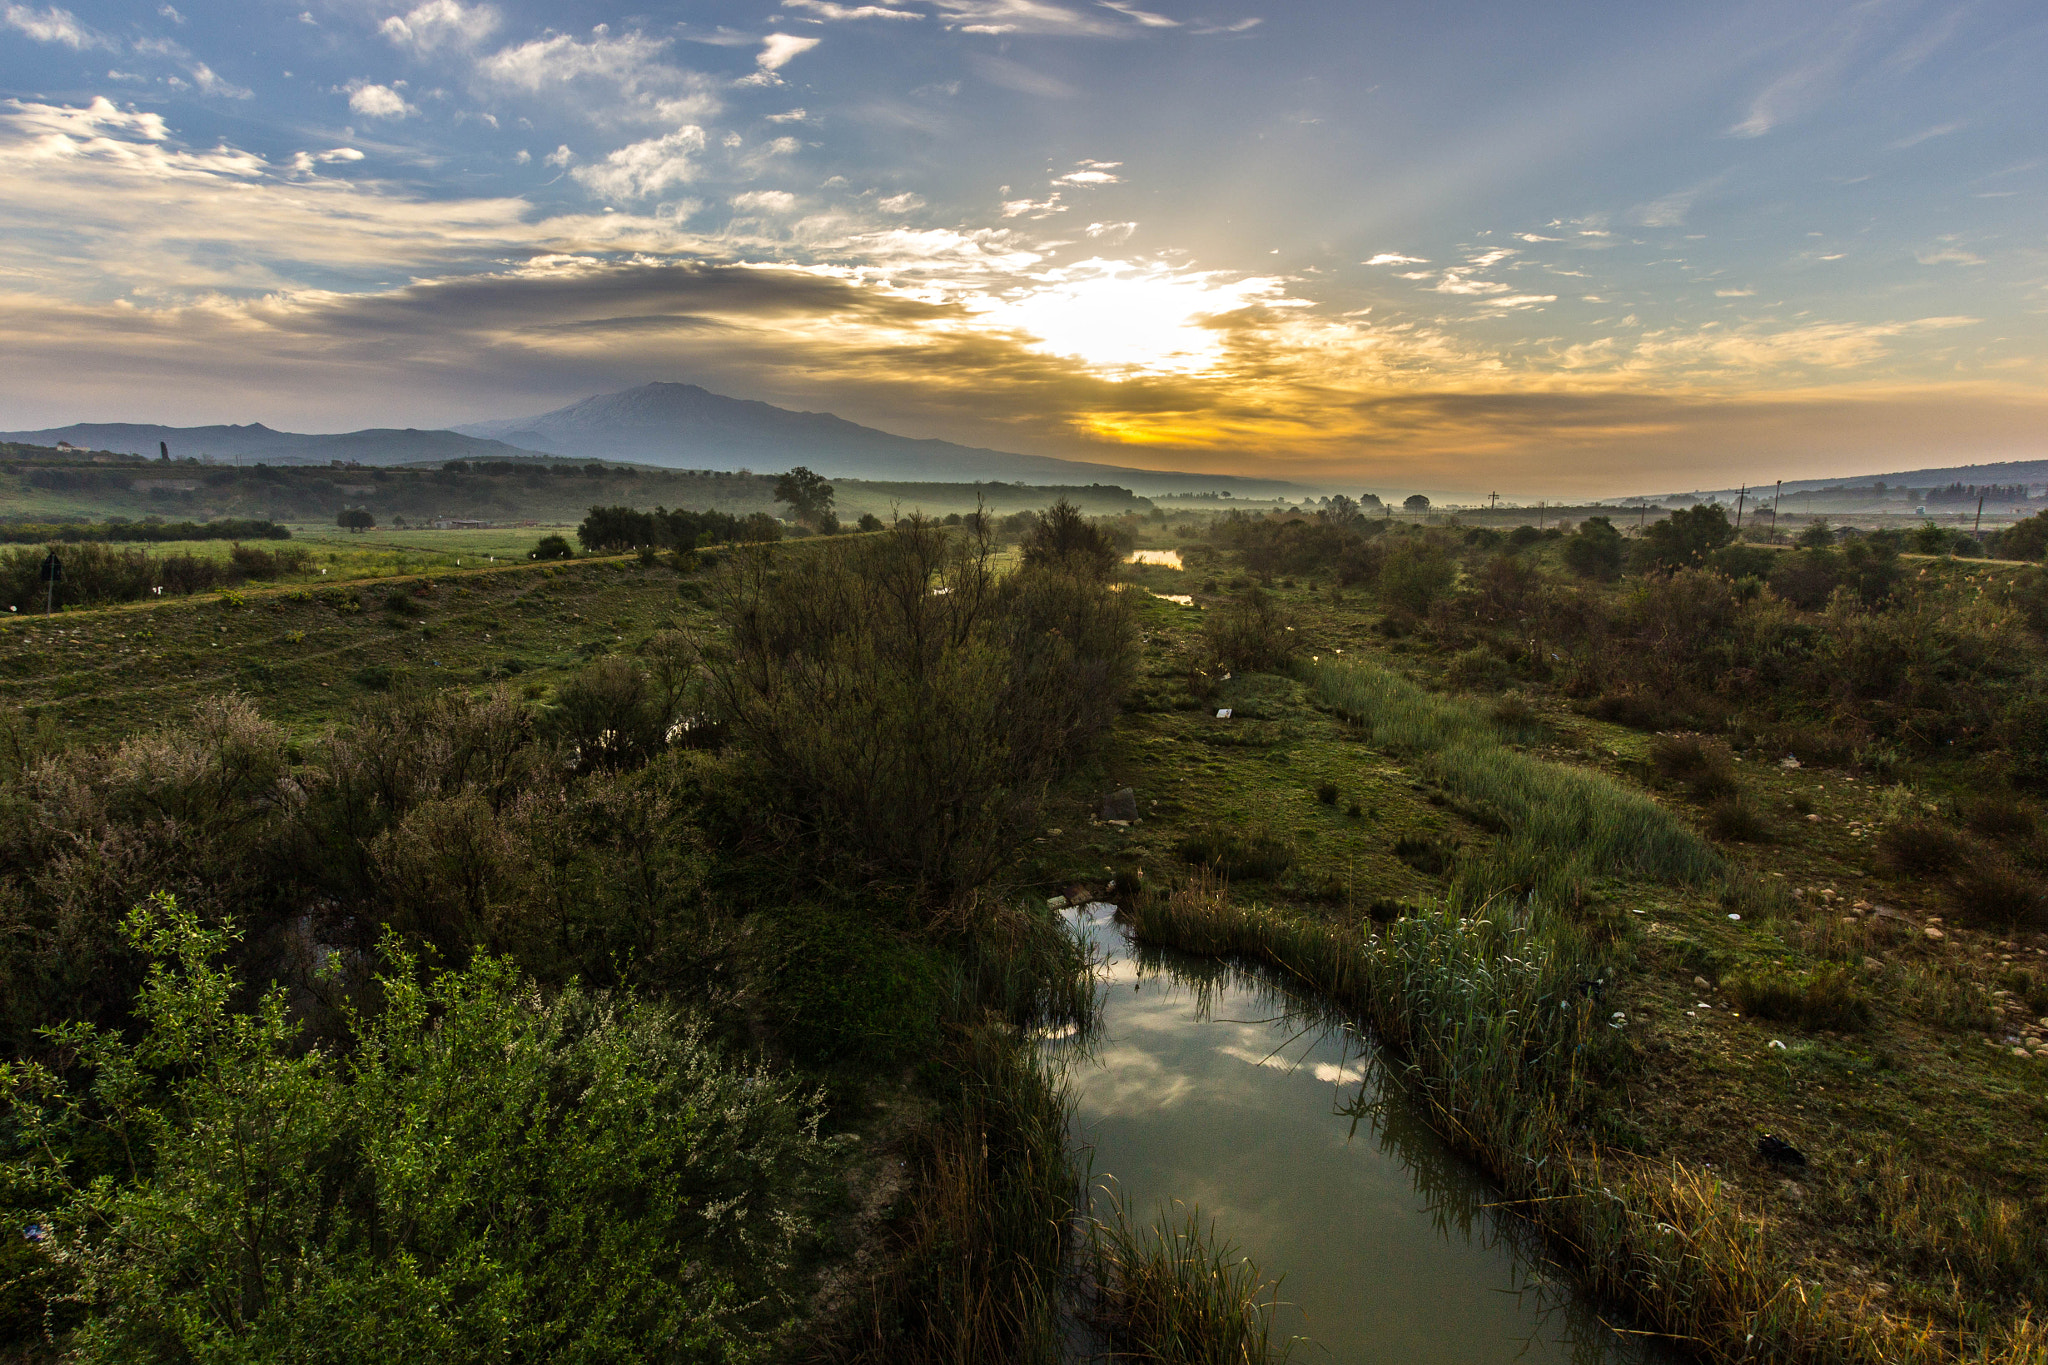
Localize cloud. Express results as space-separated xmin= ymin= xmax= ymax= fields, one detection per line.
xmin=1190 ymin=17 xmax=1259 ymax=34
xmin=1054 ymin=159 xmax=1122 ymax=186
xmin=1630 ymin=189 xmax=1698 ymax=228
xmin=758 ymin=33 xmax=821 ymax=70
xmin=3 ymin=4 xmax=104 ymax=49
xmin=1891 ymin=121 xmax=1962 ymax=150
xmin=1083 ymin=220 xmax=1135 ymax=242
xmin=380 ymin=0 xmax=499 ymax=53
xmin=931 ymin=0 xmax=1125 ymax=37
xmin=876 ymin=191 xmax=925 ymax=212
xmin=1714 ymin=287 xmax=1755 ymax=297
xmin=781 ymin=0 xmax=922 ymax=18
xmin=570 ymin=126 xmax=706 ymax=199
xmin=288 ymin=146 xmax=365 ymax=173
xmin=1915 ymin=245 xmax=1984 ymax=266
xmin=1363 ymin=253 xmax=1426 ymax=266
xmin=1098 ymin=1 xmax=1178 ymax=27
xmin=731 ymin=189 xmax=798 ymax=215
xmin=348 ymin=83 xmax=416 ymax=119
xmin=968 ymin=54 xmax=1076 ymax=97
xmin=765 ymin=108 xmax=811 ymax=122
xmin=157 ymin=3 xmax=182 ymax=21
xmin=1001 ymin=192 xmax=1064 ymax=218
xmin=544 ymin=143 xmax=573 ymax=166
xmin=478 ymin=28 xmax=718 ymax=125
xmin=190 ymin=63 xmax=252 ymax=99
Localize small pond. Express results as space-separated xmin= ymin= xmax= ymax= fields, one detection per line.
xmin=1051 ymin=902 xmax=1673 ymax=1364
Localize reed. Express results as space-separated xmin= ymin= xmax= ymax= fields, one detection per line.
xmin=1084 ymin=1191 xmax=1291 ymax=1365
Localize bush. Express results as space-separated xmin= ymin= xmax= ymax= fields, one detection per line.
xmin=1203 ymin=587 xmax=1295 ymax=672
xmin=758 ymin=903 xmax=944 ymax=1066
xmin=1561 ymin=517 xmax=1624 ymax=580
xmin=1705 ymin=798 xmax=1769 ymax=842
xmin=1021 ymin=497 xmax=1119 ymax=579
xmin=3 ymin=898 xmax=828 ymax=1364
xmin=699 ymin=518 xmax=1133 ymax=897
xmin=1960 ymin=791 xmax=2036 ymax=842
xmin=531 ymin=534 xmax=575 ymax=560
xmin=1376 ymin=538 xmax=1456 ymax=615
xmin=1648 ymin=733 xmax=1738 ymax=801
xmin=1954 ymin=859 xmax=2048 ymax=929
xmin=1876 ymin=817 xmax=1970 ymax=877
xmin=1727 ymin=963 xmax=1872 ymax=1031
xmin=1445 ymin=645 xmax=1513 ymax=692
xmin=1176 ymin=822 xmax=1295 ymax=880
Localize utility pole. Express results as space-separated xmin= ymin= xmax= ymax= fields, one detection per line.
xmin=1489 ymin=491 xmax=1498 ymax=513
xmin=1770 ymin=480 xmax=1782 ymax=544
xmin=40 ymin=550 xmax=61 ymax=615
xmin=1539 ymin=500 xmax=1545 ymax=530
xmin=1974 ymin=494 xmax=1985 ymax=538
xmin=1734 ymin=485 xmax=1747 ymax=532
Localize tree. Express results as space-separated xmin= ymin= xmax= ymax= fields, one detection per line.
xmin=1562 ymin=516 xmax=1625 ymax=580
xmin=1020 ymin=498 xmax=1118 ymax=579
xmin=337 ymin=508 xmax=375 ymax=533
xmin=856 ymin=512 xmax=884 ymax=533
xmin=1402 ymin=494 xmax=1431 ymax=513
xmin=1322 ymin=494 xmax=1362 ymax=526
xmin=1993 ymin=510 xmax=2048 ymax=562
xmin=773 ymin=467 xmax=835 ymax=528
xmin=1795 ymin=518 xmax=1835 ymax=549
xmin=1637 ymin=503 xmax=1735 ymax=570
xmin=531 ymin=534 xmax=574 ymax=560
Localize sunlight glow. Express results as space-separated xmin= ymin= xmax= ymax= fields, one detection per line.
xmin=972 ymin=259 xmax=1292 ymax=374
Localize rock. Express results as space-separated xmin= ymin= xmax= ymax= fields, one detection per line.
xmin=1693 ymin=975 xmax=1713 ymax=990
xmin=2013 ymin=1047 xmax=2032 ymax=1059
xmin=1925 ymin=926 xmax=1945 ymax=940
xmin=1046 ymin=895 xmax=1068 ymax=911
xmin=1101 ymin=787 xmax=1139 ymax=822
xmin=1758 ymin=1133 xmax=1808 ymax=1167
xmin=1862 ymin=957 xmax=1883 ymax=972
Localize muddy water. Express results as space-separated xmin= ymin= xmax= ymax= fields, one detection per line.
xmin=1053 ymin=903 xmax=1671 ymax=1365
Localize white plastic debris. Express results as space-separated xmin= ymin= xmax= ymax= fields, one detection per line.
xmin=1216 ymin=708 xmax=1232 ymax=719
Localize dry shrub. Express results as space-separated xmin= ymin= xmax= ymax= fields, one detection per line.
xmin=1960 ymin=790 xmax=2037 ymax=842
xmin=1954 ymin=859 xmax=2048 ymax=930
xmin=1705 ymin=798 xmax=1769 ymax=842
xmin=1876 ymin=817 xmax=1972 ymax=877
xmin=1726 ymin=963 xmax=1872 ymax=1031
xmin=1648 ymin=733 xmax=1739 ymax=802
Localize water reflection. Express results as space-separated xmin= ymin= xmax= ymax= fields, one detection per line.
xmin=1050 ymin=904 xmax=1672 ymax=1365
xmin=1125 ymin=549 xmax=1185 ymax=568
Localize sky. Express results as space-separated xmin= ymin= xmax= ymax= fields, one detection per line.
xmin=1 ymin=0 xmax=2044 ymax=495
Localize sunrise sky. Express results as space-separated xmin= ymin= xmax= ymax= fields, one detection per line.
xmin=1 ymin=0 xmax=2043 ymax=494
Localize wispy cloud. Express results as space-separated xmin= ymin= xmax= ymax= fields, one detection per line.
xmin=782 ymin=0 xmax=922 ymax=18
xmin=1098 ymin=1 xmax=1178 ymax=27
xmin=1054 ymin=159 xmax=1122 ymax=186
xmin=931 ymin=0 xmax=1125 ymax=37
xmin=1891 ymin=120 xmax=1962 ymax=149
xmin=1363 ymin=252 xmax=1426 ymax=265
xmin=4 ymin=3 xmax=104 ymax=48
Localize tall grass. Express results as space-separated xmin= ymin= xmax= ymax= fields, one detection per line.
xmin=1305 ymin=659 xmax=1724 ymax=903
xmin=1084 ymin=1192 xmax=1290 ymax=1365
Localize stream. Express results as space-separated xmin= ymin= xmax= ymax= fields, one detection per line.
xmin=1051 ymin=902 xmax=1675 ymax=1364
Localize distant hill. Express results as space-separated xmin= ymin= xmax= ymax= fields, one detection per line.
xmin=454 ymin=383 xmax=1307 ymax=497
xmin=1647 ymin=459 xmax=2048 ymax=505
xmin=0 ymin=423 xmax=553 ymax=467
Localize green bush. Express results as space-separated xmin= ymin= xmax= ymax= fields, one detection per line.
xmin=1203 ymin=587 xmax=1295 ymax=672
xmin=1175 ymin=822 xmax=1295 ymax=880
xmin=530 ymin=533 xmax=574 ymax=560
xmin=4 ymin=896 xmax=828 ymax=1364
xmin=759 ymin=903 xmax=945 ymax=1066
xmin=1648 ymin=733 xmax=1738 ymax=802
xmin=1726 ymin=963 xmax=1872 ymax=1031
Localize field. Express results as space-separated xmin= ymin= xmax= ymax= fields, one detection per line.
xmin=4 ymin=500 xmax=2048 ymax=1363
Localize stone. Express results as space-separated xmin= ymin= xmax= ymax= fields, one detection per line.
xmin=1924 ymin=926 xmax=1945 ymax=940
xmin=1046 ymin=895 xmax=1068 ymax=911
xmin=1101 ymin=787 xmax=1139 ymax=822
xmin=1693 ymin=975 xmax=1713 ymax=990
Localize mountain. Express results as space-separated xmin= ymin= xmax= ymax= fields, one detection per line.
xmin=454 ymin=383 xmax=1307 ymax=497
xmin=0 ymin=423 xmax=552 ymax=466
xmin=1645 ymin=459 xmax=2048 ymax=506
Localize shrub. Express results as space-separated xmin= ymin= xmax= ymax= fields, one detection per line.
xmin=1959 ymin=791 xmax=2036 ymax=842
xmin=1648 ymin=733 xmax=1738 ymax=801
xmin=1706 ymin=798 xmax=1770 ymax=842
xmin=531 ymin=533 xmax=575 ymax=560
xmin=758 ymin=903 xmax=944 ymax=1066
xmin=1562 ymin=517 xmax=1625 ymax=580
xmin=1021 ymin=497 xmax=1119 ymax=579
xmin=1445 ymin=645 xmax=1513 ymax=692
xmin=1315 ymin=781 xmax=1339 ymax=805
xmin=1954 ymin=859 xmax=2048 ymax=929
xmin=1376 ymin=538 xmax=1457 ymax=615
xmin=4 ymin=898 xmax=828 ymax=1363
xmin=1176 ymin=822 xmax=1295 ymax=880
xmin=1876 ymin=817 xmax=1970 ymax=877
xmin=699 ymin=518 xmax=1134 ymax=897
xmin=1726 ymin=963 xmax=1871 ymax=1031
xmin=1203 ymin=587 xmax=1295 ymax=672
